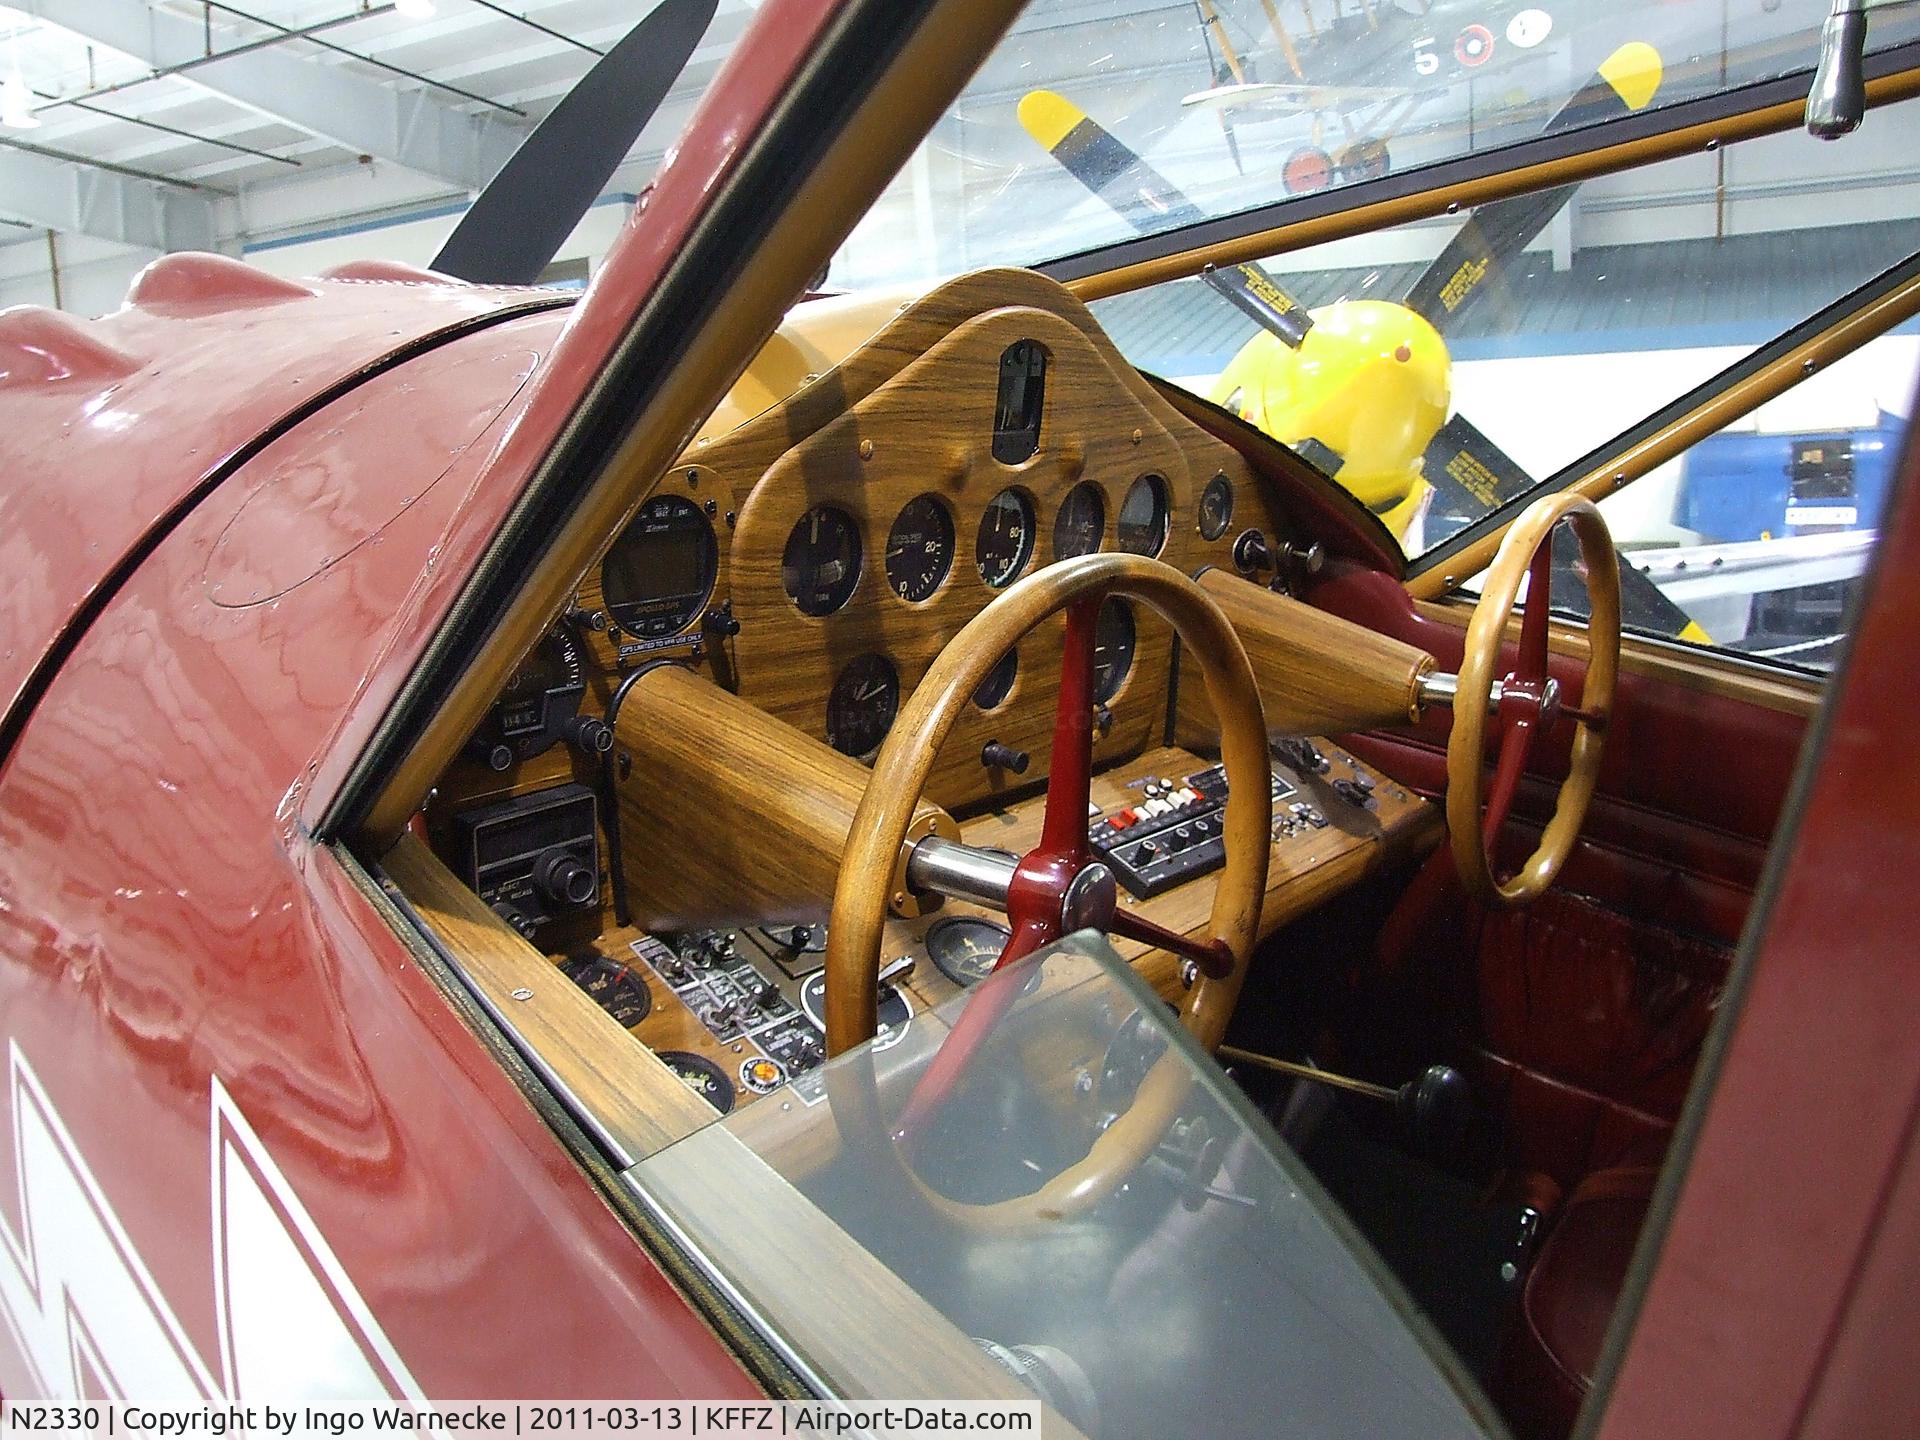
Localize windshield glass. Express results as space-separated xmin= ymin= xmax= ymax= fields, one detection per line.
xmin=626 ymin=935 xmax=1502 ymax=1438
xmin=831 ymin=0 xmax=1920 ymax=291
xmin=1087 ymin=99 xmax=1920 ymax=558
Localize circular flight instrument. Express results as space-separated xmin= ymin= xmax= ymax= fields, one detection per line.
xmin=1053 ymin=482 xmax=1106 ymax=561
xmin=885 ymin=494 xmax=954 ymax=602
xmin=976 ymin=488 xmax=1035 ymax=588
xmin=1117 ymin=474 xmax=1170 ymax=556
xmin=601 ymin=495 xmax=718 ymax=639
xmin=826 ymin=653 xmax=899 ymax=758
xmin=486 ymin=628 xmax=587 ymax=762
xmin=782 ymin=505 xmax=862 ymax=615
xmin=560 ymin=954 xmax=653 ymax=1029
xmin=972 ymin=648 xmax=1018 ymax=710
xmin=927 ymin=916 xmax=1013 ymax=988
xmin=1198 ymin=472 xmax=1235 ymax=541
xmin=656 ymin=1050 xmax=735 ymax=1113
xmin=1093 ymin=597 xmax=1136 ymax=703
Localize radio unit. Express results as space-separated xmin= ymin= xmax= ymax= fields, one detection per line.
xmin=453 ymin=784 xmax=600 ymax=939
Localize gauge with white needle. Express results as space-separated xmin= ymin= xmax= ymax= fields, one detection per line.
xmin=782 ymin=504 xmax=862 ymax=615
xmin=885 ymin=494 xmax=954 ymax=601
xmin=977 ymin=487 xmax=1036 ymax=587
xmin=925 ymin=915 xmax=1014 ymax=988
xmin=1092 ymin=597 xmax=1136 ymax=703
xmin=1054 ymin=481 xmax=1106 ymax=561
xmin=826 ymin=653 xmax=900 ymax=758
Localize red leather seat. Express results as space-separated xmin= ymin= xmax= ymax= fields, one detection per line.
xmin=1501 ymin=1165 xmax=1659 ymax=1440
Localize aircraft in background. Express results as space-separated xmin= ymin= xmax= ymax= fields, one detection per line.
xmin=1019 ymin=42 xmax=1727 ymax=643
xmin=1018 ymin=40 xmax=1663 ymax=540
xmin=1184 ymin=0 xmax=1560 ymax=191
xmin=1021 ymin=37 xmax=1898 ymax=652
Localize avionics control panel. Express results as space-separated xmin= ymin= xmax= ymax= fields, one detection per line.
xmin=1088 ymin=738 xmax=1387 ymax=898
xmin=543 ymin=736 xmax=1413 ymax=1112
xmin=452 ymin=783 xmax=601 ymax=939
xmin=619 ymin=926 xmax=915 ymax=1092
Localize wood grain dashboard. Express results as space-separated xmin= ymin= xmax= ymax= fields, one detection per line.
xmin=419 ymin=262 xmax=1438 ymax=1010
xmin=388 ymin=268 xmax=1453 ymax=1397
xmin=410 ymin=264 xmax=1452 ymax=1117
xmin=560 ymin=268 xmax=1296 ymax=813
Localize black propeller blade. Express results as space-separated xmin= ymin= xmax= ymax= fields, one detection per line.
xmin=1422 ymin=413 xmax=1538 ymax=543
xmin=1402 ymin=42 xmax=1664 ymax=330
xmin=1548 ymin=522 xmax=1706 ymax=641
xmin=1402 ymin=43 xmax=1670 ymax=606
xmin=1018 ymin=89 xmax=1313 ymax=347
xmin=432 ymin=0 xmax=718 ymax=286
xmin=1422 ymin=415 xmax=1704 ymax=641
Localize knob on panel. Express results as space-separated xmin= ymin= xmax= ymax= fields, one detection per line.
xmin=489 ymin=901 xmax=538 ymax=940
xmin=535 ymin=849 xmax=598 ymax=908
xmin=566 ymin=714 xmax=615 ymax=756
xmin=466 ymin=737 xmax=514 ymax=772
xmin=981 ymin=740 xmax=1031 ymax=774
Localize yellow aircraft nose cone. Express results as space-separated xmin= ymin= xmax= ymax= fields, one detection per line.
xmin=1213 ymin=299 xmax=1450 ymax=525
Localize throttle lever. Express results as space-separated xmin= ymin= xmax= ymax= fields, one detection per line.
xmin=1220 ymin=1047 xmax=1472 ymax=1157
xmin=1807 ymin=0 xmax=1869 ymax=139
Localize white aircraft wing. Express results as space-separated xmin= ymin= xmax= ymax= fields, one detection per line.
xmin=1630 ymin=530 xmax=1876 ymax=643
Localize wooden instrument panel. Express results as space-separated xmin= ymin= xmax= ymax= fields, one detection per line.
xmin=409 ymin=266 xmax=1448 ymax=1155
xmin=558 ymin=269 xmax=1294 ymax=814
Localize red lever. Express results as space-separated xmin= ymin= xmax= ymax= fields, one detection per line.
xmin=895 ymin=596 xmax=1105 ymax=1147
xmin=1482 ymin=530 xmax=1557 ymax=864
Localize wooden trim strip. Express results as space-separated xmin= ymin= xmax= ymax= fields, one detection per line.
xmin=381 ymin=833 xmax=718 ymax=1163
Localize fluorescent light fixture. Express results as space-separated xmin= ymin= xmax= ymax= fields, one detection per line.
xmin=394 ymin=0 xmax=436 ymax=17
xmin=1 ymin=73 xmax=38 ymax=129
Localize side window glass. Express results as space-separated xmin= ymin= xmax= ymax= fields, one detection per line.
xmin=1592 ymin=335 xmax=1918 ymax=674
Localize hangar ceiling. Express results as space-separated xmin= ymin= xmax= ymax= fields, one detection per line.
xmin=0 ymin=1 xmax=1187 ymax=260
xmin=0 ymin=0 xmax=767 ymax=257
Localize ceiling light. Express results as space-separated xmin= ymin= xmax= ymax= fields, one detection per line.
xmin=394 ymin=0 xmax=436 ymax=18
xmin=1 ymin=74 xmax=38 ymax=130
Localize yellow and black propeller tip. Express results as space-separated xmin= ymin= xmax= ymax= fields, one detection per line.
xmin=1017 ymin=89 xmax=1312 ymax=348
xmin=1401 ymin=42 xmax=1664 ymax=331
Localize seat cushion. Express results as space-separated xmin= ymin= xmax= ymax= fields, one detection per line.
xmin=1501 ymin=1165 xmax=1658 ymax=1440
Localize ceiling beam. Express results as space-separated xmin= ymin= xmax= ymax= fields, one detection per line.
xmin=19 ymin=0 xmax=526 ymax=191
xmin=0 ymin=146 xmax=220 ymax=251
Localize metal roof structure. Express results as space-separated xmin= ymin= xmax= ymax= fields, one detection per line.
xmin=0 ymin=0 xmax=768 ymax=254
xmin=0 ymin=0 xmax=1233 ymax=264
